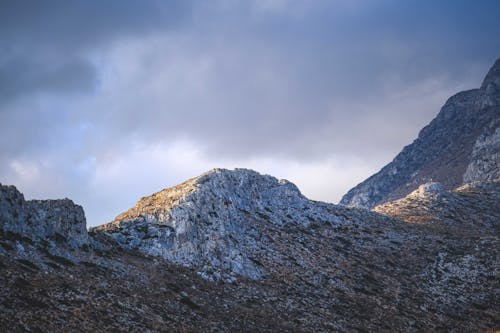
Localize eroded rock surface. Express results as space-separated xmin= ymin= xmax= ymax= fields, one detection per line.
xmin=0 ymin=184 xmax=88 ymax=248
xmin=463 ymin=118 xmax=500 ymax=183
xmin=94 ymin=168 xmax=358 ymax=281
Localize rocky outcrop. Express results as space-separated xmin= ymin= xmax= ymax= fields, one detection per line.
xmin=94 ymin=168 xmax=358 ymax=281
xmin=374 ymin=179 xmax=500 ymax=229
xmin=463 ymin=118 xmax=500 ymax=183
xmin=341 ymin=58 xmax=500 ymax=209
xmin=0 ymin=184 xmax=88 ymax=248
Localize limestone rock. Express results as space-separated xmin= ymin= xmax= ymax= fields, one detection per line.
xmin=94 ymin=168 xmax=356 ymax=281
xmin=463 ymin=118 xmax=500 ymax=183
xmin=0 ymin=173 xmax=499 ymax=331
xmin=374 ymin=179 xmax=500 ymax=229
xmin=1 ymin=176 xmax=498 ymax=332
xmin=0 ymin=184 xmax=88 ymax=248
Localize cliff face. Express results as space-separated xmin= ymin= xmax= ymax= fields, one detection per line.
xmin=0 ymin=184 xmax=88 ymax=249
xmin=341 ymin=58 xmax=500 ymax=209
xmin=463 ymin=118 xmax=500 ymax=183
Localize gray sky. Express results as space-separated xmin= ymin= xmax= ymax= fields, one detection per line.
xmin=1 ymin=0 xmax=499 ymax=226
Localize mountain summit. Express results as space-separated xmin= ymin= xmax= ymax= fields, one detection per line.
xmin=340 ymin=58 xmax=500 ymax=209
xmin=94 ymin=168 xmax=362 ymax=281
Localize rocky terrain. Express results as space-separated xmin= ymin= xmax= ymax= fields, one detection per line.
xmin=94 ymin=168 xmax=377 ymax=282
xmin=1 ymin=169 xmax=499 ymax=332
xmin=0 ymin=58 xmax=498 ymax=332
xmin=374 ymin=180 xmax=500 ymax=230
xmin=341 ymin=58 xmax=500 ymax=209
xmin=0 ymin=184 xmax=89 ymax=271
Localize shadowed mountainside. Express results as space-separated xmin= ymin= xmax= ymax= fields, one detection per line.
xmin=341 ymin=58 xmax=500 ymax=209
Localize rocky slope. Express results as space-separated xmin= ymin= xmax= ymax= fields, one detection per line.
xmin=0 ymin=170 xmax=499 ymax=332
xmin=0 ymin=169 xmax=500 ymax=332
xmin=94 ymin=168 xmax=376 ymax=282
xmin=341 ymin=58 xmax=500 ymax=209
xmin=374 ymin=179 xmax=500 ymax=230
xmin=463 ymin=118 xmax=500 ymax=183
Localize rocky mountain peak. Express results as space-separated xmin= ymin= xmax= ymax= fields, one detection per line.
xmin=107 ymin=168 xmax=305 ymax=229
xmin=481 ymin=57 xmax=500 ymax=94
xmin=94 ymin=168 xmax=351 ymax=281
xmin=340 ymin=58 xmax=500 ymax=209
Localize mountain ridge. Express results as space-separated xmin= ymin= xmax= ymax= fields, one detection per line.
xmin=340 ymin=58 xmax=500 ymax=209
xmin=1 ymin=170 xmax=498 ymax=331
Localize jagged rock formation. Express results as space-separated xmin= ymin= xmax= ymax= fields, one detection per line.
xmin=94 ymin=168 xmax=359 ymax=281
xmin=1 ymin=171 xmax=499 ymax=331
xmin=0 ymin=184 xmax=88 ymax=249
xmin=341 ymin=58 xmax=500 ymax=209
xmin=463 ymin=118 xmax=500 ymax=183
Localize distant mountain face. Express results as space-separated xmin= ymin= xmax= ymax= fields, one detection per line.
xmin=341 ymin=58 xmax=500 ymax=209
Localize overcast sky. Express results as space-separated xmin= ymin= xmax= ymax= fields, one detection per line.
xmin=1 ymin=0 xmax=499 ymax=226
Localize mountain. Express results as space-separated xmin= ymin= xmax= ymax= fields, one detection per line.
xmin=341 ymin=58 xmax=500 ymax=209
xmin=93 ymin=168 xmax=395 ymax=282
xmin=1 ymin=169 xmax=498 ymax=332
xmin=1 ymin=58 xmax=499 ymax=332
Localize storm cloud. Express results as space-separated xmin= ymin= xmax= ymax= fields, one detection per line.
xmin=1 ymin=0 xmax=499 ymax=225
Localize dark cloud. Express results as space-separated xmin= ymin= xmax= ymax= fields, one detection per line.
xmin=0 ymin=0 xmax=190 ymax=101
xmin=0 ymin=56 xmax=95 ymax=100
xmin=0 ymin=0 xmax=499 ymax=225
xmin=0 ymin=0 xmax=189 ymax=47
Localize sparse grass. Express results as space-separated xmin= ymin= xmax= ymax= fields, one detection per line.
xmin=45 ymin=253 xmax=74 ymax=266
xmin=16 ymin=259 xmax=39 ymax=271
xmin=0 ymin=241 xmax=14 ymax=251
xmin=0 ymin=230 xmax=34 ymax=245
xmin=256 ymin=212 xmax=271 ymax=221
